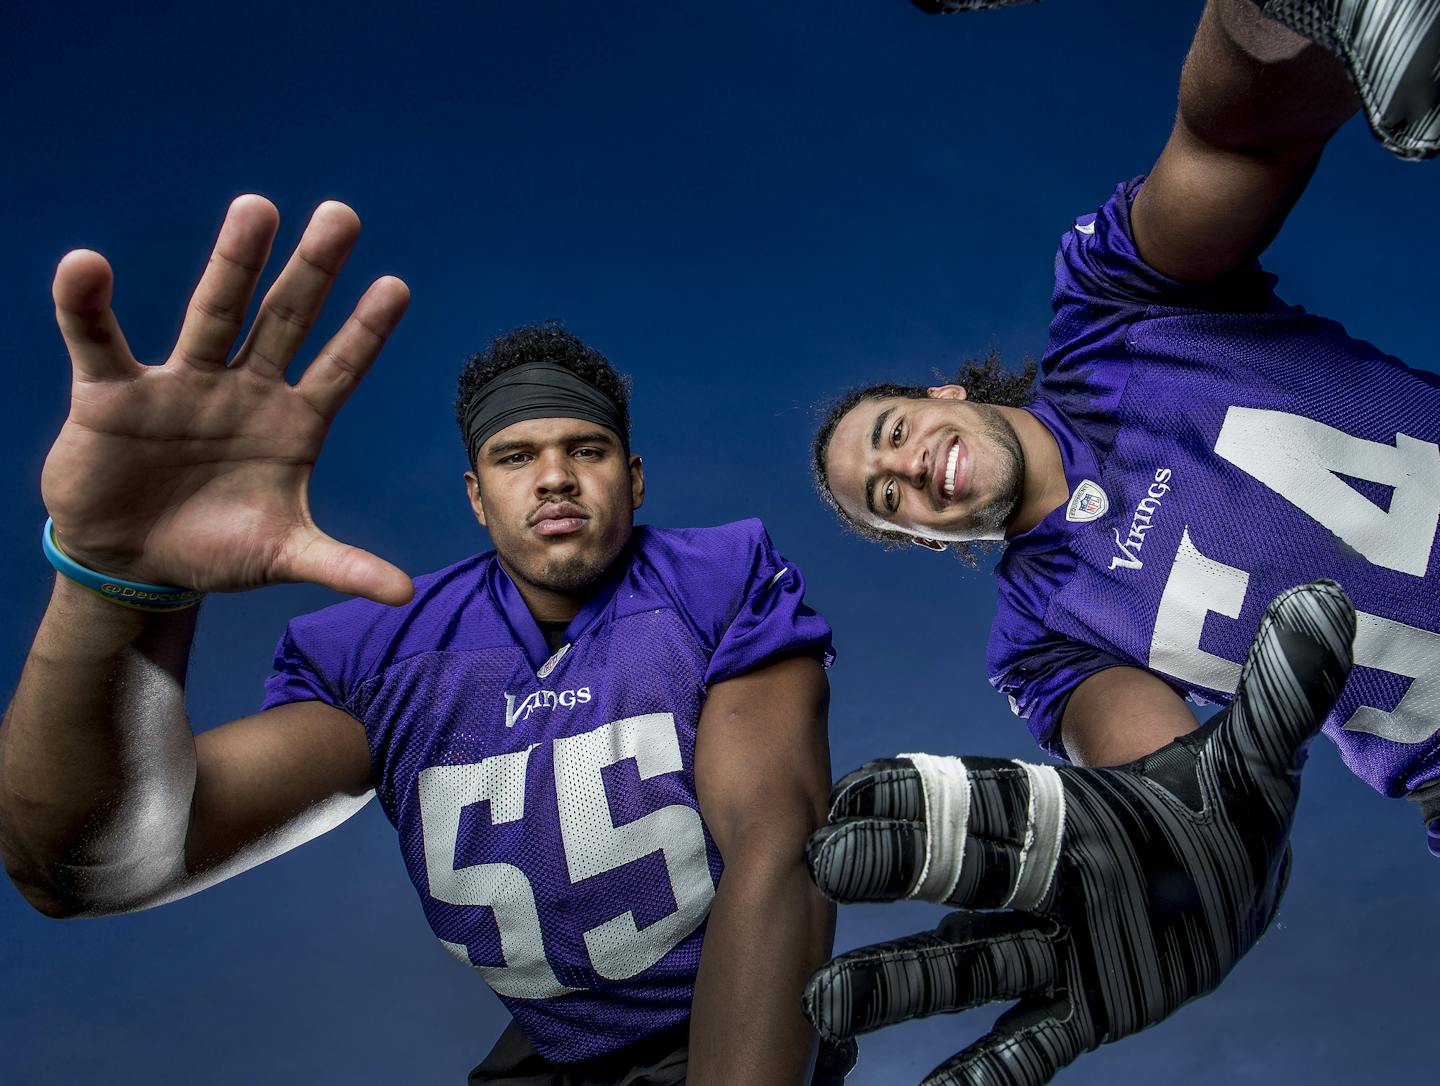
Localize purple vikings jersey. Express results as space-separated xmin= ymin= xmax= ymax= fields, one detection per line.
xmin=990 ymin=178 xmax=1440 ymax=798
xmin=261 ymin=520 xmax=832 ymax=1062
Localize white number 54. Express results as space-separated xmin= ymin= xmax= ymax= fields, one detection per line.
xmin=1149 ymin=407 xmax=1440 ymax=746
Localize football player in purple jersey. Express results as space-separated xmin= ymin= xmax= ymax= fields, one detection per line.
xmin=0 ymin=200 xmax=852 ymax=1083
xmin=817 ymin=0 xmax=1440 ymax=857
xmin=801 ymin=0 xmax=1440 ymax=1083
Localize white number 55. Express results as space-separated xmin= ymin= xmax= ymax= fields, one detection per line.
xmin=417 ymin=713 xmax=715 ymax=1000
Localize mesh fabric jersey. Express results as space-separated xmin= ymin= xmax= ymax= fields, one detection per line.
xmin=989 ymin=176 xmax=1440 ymax=797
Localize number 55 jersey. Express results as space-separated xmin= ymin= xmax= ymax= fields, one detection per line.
xmin=990 ymin=177 xmax=1440 ymax=799
xmin=261 ymin=520 xmax=833 ymax=1062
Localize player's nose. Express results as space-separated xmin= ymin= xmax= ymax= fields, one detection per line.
xmin=874 ymin=440 xmax=927 ymax=485
xmin=904 ymin=442 xmax=928 ymax=488
xmin=533 ymin=448 xmax=578 ymax=494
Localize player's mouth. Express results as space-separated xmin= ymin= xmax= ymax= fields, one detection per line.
xmin=937 ymin=436 xmax=967 ymax=506
xmin=530 ymin=502 xmax=590 ymax=538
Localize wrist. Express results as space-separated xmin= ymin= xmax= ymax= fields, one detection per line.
xmin=42 ymin=518 xmax=203 ymax=613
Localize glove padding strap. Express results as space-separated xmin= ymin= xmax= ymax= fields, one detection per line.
xmin=1002 ymin=761 xmax=1065 ymax=911
xmin=900 ymin=751 xmax=972 ymax=902
xmin=901 ymin=754 xmax=1067 ymax=911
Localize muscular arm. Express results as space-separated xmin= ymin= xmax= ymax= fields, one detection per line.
xmin=0 ymin=577 xmax=373 ymax=917
xmin=1130 ymin=0 xmax=1359 ymax=283
xmin=1060 ymin=666 xmax=1200 ymax=768
xmin=1 ymin=197 xmax=404 ymax=919
xmin=689 ymin=655 xmax=835 ymax=1086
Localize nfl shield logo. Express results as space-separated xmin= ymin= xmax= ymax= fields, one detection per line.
xmin=538 ymin=643 xmax=570 ymax=678
xmin=1065 ymin=479 xmax=1109 ymax=523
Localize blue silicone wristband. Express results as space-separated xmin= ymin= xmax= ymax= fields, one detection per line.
xmin=42 ymin=518 xmax=204 ymax=612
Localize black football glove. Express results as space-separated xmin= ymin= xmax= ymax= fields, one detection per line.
xmin=803 ymin=581 xmax=1355 ymax=1086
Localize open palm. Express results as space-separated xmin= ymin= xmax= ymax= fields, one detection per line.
xmin=41 ymin=196 xmax=413 ymax=605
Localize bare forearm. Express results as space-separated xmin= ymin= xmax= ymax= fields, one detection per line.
xmin=0 ymin=576 xmax=199 ymax=915
xmin=687 ymin=853 xmax=834 ymax=1086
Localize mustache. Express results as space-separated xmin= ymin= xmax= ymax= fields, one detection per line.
xmin=527 ymin=500 xmax=591 ymax=526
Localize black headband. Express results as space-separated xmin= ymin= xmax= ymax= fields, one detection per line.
xmin=462 ymin=362 xmax=629 ymax=467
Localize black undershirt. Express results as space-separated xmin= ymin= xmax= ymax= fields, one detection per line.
xmin=537 ymin=620 xmax=569 ymax=654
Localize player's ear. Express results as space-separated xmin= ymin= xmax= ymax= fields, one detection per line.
xmin=926 ymin=384 xmax=968 ymax=401
xmin=464 ymin=470 xmax=488 ymax=527
xmin=912 ymin=536 xmax=947 ymax=552
xmin=629 ymin=454 xmax=645 ymax=510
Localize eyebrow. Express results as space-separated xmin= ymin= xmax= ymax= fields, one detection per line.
xmin=566 ymin=430 xmax=617 ymax=447
xmin=870 ymin=408 xmax=894 ymax=451
xmin=862 ymin=408 xmax=894 ymax=519
xmin=486 ymin=438 xmax=531 ymax=457
xmin=485 ymin=429 xmax=618 ymax=458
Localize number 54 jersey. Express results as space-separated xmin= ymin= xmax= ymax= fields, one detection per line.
xmin=261 ymin=520 xmax=833 ymax=1062
xmin=990 ymin=177 xmax=1440 ymax=799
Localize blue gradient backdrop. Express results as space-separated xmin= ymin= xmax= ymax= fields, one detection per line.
xmin=2 ymin=1 xmax=1434 ymax=1082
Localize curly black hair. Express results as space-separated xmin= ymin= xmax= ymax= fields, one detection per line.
xmin=454 ymin=321 xmax=633 ymax=467
xmin=811 ymin=349 xmax=1038 ymax=566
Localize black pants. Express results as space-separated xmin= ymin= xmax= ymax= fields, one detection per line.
xmin=468 ymin=1020 xmax=857 ymax=1086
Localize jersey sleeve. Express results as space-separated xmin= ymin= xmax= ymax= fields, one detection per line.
xmin=987 ymin=562 xmax=1134 ymax=759
xmin=988 ymin=632 xmax=1134 ymax=760
xmin=259 ymin=594 xmax=397 ymax=714
xmin=701 ymin=522 xmax=836 ymax=686
xmin=261 ymin=622 xmax=348 ymax=712
xmin=1052 ymin=176 xmax=1280 ymax=318
xmin=987 ymin=564 xmax=1193 ymax=759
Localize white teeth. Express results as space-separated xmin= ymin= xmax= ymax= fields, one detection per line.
xmin=943 ymin=442 xmax=960 ymax=498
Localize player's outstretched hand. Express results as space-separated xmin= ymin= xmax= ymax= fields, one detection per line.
xmin=42 ymin=197 xmax=413 ymax=605
xmin=803 ymin=581 xmax=1355 ymax=1085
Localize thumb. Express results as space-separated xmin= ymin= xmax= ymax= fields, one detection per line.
xmin=1224 ymin=580 xmax=1355 ymax=777
xmin=281 ymin=527 xmax=414 ymax=606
